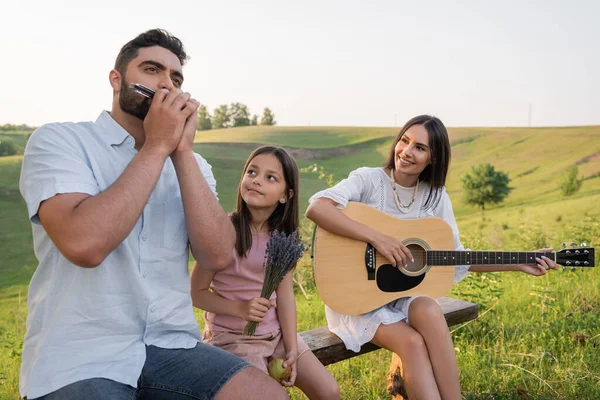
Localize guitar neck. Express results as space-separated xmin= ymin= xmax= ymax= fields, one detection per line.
xmin=426 ymin=250 xmax=556 ymax=266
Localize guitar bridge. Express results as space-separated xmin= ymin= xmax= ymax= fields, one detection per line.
xmin=365 ymin=244 xmax=376 ymax=280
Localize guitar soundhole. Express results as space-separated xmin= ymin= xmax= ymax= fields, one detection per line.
xmin=375 ymin=242 xmax=429 ymax=293
xmin=402 ymin=244 xmax=427 ymax=275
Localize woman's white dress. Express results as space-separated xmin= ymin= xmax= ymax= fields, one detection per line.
xmin=309 ymin=167 xmax=470 ymax=352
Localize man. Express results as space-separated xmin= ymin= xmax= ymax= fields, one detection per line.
xmin=19 ymin=29 xmax=288 ymax=399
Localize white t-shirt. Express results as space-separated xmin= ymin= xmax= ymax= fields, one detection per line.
xmin=309 ymin=167 xmax=470 ymax=352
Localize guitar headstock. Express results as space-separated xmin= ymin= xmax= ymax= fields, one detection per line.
xmin=556 ymin=242 xmax=595 ymax=271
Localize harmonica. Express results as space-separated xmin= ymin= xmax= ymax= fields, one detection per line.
xmin=129 ymin=83 xmax=155 ymax=99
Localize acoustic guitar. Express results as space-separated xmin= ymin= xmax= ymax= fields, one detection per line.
xmin=312 ymin=202 xmax=595 ymax=315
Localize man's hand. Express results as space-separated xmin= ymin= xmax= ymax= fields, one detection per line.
xmin=142 ymin=89 xmax=196 ymax=156
xmin=174 ymin=98 xmax=200 ymax=154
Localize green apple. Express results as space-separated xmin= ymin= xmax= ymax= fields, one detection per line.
xmin=267 ymin=358 xmax=291 ymax=382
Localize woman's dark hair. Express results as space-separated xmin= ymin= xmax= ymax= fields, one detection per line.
xmin=231 ymin=146 xmax=300 ymax=257
xmin=114 ymin=29 xmax=188 ymax=75
xmin=383 ymin=115 xmax=451 ymax=210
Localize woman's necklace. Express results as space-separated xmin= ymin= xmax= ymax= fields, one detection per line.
xmin=389 ymin=168 xmax=419 ymax=214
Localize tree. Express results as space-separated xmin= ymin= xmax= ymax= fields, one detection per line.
xmin=197 ymin=105 xmax=212 ymax=131
xmin=0 ymin=123 xmax=35 ymax=132
xmin=0 ymin=139 xmax=19 ymax=156
xmin=558 ymin=165 xmax=583 ymax=196
xmin=212 ymin=105 xmax=230 ymax=129
xmin=260 ymin=108 xmax=276 ymax=126
xmin=461 ymin=163 xmax=512 ymax=211
xmin=250 ymin=114 xmax=258 ymax=126
xmin=230 ymin=103 xmax=250 ymax=127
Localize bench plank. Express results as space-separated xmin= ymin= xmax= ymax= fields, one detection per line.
xmin=300 ymin=297 xmax=478 ymax=366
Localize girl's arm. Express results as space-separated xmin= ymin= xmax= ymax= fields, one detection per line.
xmin=275 ymin=271 xmax=298 ymax=387
xmin=191 ymin=261 xmax=272 ymax=321
xmin=306 ymin=198 xmax=413 ymax=266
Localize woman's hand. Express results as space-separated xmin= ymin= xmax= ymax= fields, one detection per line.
xmin=517 ymin=248 xmax=558 ymax=276
xmin=239 ymin=297 xmax=275 ymax=322
xmin=370 ymin=231 xmax=413 ymax=268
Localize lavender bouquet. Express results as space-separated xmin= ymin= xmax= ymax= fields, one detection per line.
xmin=243 ymin=229 xmax=306 ymax=336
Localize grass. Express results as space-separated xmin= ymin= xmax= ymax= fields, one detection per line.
xmin=289 ymin=267 xmax=600 ymax=399
xmin=1 ymin=125 xmax=600 ymax=399
xmin=194 ymin=126 xmax=400 ymax=149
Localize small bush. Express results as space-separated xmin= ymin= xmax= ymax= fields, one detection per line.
xmin=0 ymin=139 xmax=18 ymax=156
xmin=558 ymin=165 xmax=583 ymax=196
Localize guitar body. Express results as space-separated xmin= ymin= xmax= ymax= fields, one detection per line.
xmin=313 ymin=202 xmax=456 ymax=315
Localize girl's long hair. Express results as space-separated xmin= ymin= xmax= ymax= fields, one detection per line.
xmin=231 ymin=146 xmax=300 ymax=257
xmin=383 ymin=115 xmax=451 ymax=211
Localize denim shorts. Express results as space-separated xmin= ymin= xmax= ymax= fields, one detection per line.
xmin=31 ymin=343 xmax=249 ymax=400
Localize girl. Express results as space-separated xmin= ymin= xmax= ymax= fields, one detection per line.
xmin=192 ymin=146 xmax=340 ymax=400
xmin=305 ymin=115 xmax=557 ymax=400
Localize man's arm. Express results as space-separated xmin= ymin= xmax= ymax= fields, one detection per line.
xmin=170 ymin=104 xmax=236 ymax=270
xmin=36 ymin=89 xmax=196 ymax=267
xmin=39 ymin=147 xmax=169 ymax=267
xmin=171 ymin=150 xmax=236 ymax=270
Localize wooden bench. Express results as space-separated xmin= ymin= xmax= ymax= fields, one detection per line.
xmin=299 ymin=297 xmax=479 ymax=399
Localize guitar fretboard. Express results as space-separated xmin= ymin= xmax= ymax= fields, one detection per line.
xmin=426 ymin=251 xmax=556 ymax=266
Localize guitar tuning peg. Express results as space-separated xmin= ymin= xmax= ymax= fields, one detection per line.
xmin=562 ymin=242 xmax=567 ymax=249
xmin=580 ymin=243 xmax=587 ymax=247
xmin=570 ymin=266 xmax=576 ymax=272
xmin=562 ymin=266 xmax=566 ymax=272
xmin=570 ymin=242 xmax=578 ymax=248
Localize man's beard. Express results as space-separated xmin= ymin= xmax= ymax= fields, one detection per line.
xmin=119 ymin=79 xmax=151 ymax=120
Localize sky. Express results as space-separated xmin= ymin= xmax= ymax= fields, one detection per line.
xmin=1 ymin=0 xmax=599 ymax=128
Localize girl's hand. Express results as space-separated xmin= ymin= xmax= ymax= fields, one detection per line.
xmin=280 ymin=349 xmax=298 ymax=387
xmin=370 ymin=231 xmax=413 ymax=268
xmin=240 ymin=297 xmax=275 ymax=322
xmin=517 ymin=248 xmax=558 ymax=276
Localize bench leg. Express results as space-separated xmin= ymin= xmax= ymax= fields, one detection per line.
xmin=386 ymin=353 xmax=409 ymax=400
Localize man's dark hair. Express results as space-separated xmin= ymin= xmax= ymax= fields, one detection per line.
xmin=114 ymin=29 xmax=188 ymax=75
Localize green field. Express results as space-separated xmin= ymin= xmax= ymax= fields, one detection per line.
xmin=1 ymin=126 xmax=599 ymax=399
